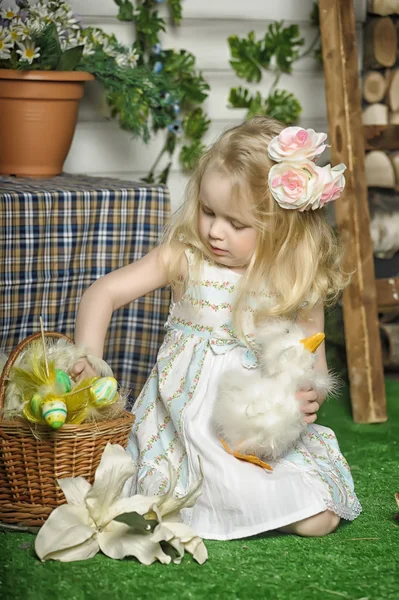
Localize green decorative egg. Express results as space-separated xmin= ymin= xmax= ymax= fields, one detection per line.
xmin=89 ymin=377 xmax=118 ymax=407
xmin=30 ymin=392 xmax=43 ymax=419
xmin=55 ymin=369 xmax=72 ymax=393
xmin=41 ymin=399 xmax=67 ymax=429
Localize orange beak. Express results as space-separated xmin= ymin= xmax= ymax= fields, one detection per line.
xmin=300 ymin=332 xmax=325 ymax=353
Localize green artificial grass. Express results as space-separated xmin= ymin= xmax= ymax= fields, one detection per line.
xmin=1 ymin=380 xmax=398 ymax=600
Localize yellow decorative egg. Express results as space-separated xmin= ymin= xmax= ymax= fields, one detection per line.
xmin=55 ymin=369 xmax=72 ymax=393
xmin=89 ymin=377 xmax=118 ymax=407
xmin=41 ymin=399 xmax=67 ymax=429
xmin=30 ymin=392 xmax=43 ymax=419
xmin=23 ymin=392 xmax=46 ymax=424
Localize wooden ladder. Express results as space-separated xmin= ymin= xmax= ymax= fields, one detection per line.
xmin=318 ymin=0 xmax=397 ymax=423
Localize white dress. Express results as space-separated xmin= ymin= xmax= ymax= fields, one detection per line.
xmin=127 ymin=249 xmax=362 ymax=540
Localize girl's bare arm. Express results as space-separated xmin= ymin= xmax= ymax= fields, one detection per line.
xmin=73 ymin=245 xmax=181 ymax=378
xmin=296 ymin=301 xmax=328 ymax=422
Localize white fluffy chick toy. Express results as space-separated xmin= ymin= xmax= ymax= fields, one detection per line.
xmin=213 ymin=318 xmax=337 ymax=468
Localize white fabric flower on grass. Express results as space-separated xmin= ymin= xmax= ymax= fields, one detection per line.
xmin=35 ymin=443 xmax=208 ymax=566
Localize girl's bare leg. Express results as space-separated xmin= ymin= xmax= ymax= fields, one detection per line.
xmin=278 ymin=510 xmax=340 ymax=537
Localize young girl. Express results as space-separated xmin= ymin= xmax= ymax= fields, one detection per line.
xmin=73 ymin=116 xmax=362 ymax=539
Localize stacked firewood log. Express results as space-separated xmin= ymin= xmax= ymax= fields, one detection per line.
xmin=363 ymin=3 xmax=399 ymax=368
xmin=364 ymin=1 xmax=399 ymax=262
xmin=363 ymin=2 xmax=399 ymax=187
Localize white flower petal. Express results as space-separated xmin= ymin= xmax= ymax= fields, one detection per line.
xmin=163 ymin=521 xmax=208 ymax=563
xmin=153 ymin=527 xmax=185 ymax=564
xmin=183 ymin=536 xmax=208 ymax=564
xmin=167 ymin=538 xmax=185 ymax=564
xmin=159 ymin=460 xmax=204 ymax=519
xmin=152 ymin=521 xmax=208 ymax=565
xmin=150 ymin=523 xmax=185 ymax=564
xmin=106 ymin=494 xmax=161 ymax=523
xmin=160 ymin=520 xmax=199 ymax=543
xmin=35 ymin=504 xmax=98 ymax=562
xmin=85 ymin=444 xmax=136 ymax=526
xmin=57 ymin=476 xmax=91 ymax=505
xmin=150 ymin=522 xmax=175 ymax=544
xmin=99 ymin=520 xmax=171 ymax=565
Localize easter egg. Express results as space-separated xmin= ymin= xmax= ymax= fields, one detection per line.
xmin=30 ymin=392 xmax=43 ymax=419
xmin=89 ymin=377 xmax=118 ymax=407
xmin=23 ymin=392 xmax=45 ymax=424
xmin=55 ymin=369 xmax=72 ymax=393
xmin=41 ymin=399 xmax=67 ymax=429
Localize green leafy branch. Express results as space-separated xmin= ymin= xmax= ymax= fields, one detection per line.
xmin=228 ymin=6 xmax=321 ymax=125
xmin=114 ymin=0 xmax=210 ymax=183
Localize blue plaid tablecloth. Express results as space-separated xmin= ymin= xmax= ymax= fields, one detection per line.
xmin=0 ymin=174 xmax=171 ymax=408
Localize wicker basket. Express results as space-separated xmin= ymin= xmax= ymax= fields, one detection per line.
xmin=0 ymin=332 xmax=135 ymax=526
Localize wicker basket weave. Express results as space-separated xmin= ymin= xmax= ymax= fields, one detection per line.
xmin=0 ymin=332 xmax=135 ymax=526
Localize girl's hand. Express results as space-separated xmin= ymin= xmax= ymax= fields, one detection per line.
xmin=296 ymin=387 xmax=320 ymax=424
xmin=70 ymin=358 xmax=97 ymax=383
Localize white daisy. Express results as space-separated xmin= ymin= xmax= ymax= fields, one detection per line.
xmin=57 ymin=7 xmax=80 ymax=30
xmin=0 ymin=33 xmax=12 ymax=59
xmin=9 ymin=26 xmax=24 ymax=44
xmin=16 ymin=41 xmax=41 ymax=64
xmin=14 ymin=23 xmax=31 ymax=40
xmin=102 ymin=41 xmax=118 ymax=57
xmin=115 ymin=53 xmax=129 ymax=68
xmin=90 ymin=29 xmax=107 ymax=45
xmin=31 ymin=6 xmax=51 ymax=20
xmin=82 ymin=41 xmax=95 ymax=56
xmin=55 ymin=3 xmax=72 ymax=17
xmin=0 ymin=7 xmax=19 ymax=20
xmin=60 ymin=34 xmax=79 ymax=51
xmin=56 ymin=24 xmax=67 ymax=39
xmin=26 ymin=18 xmax=45 ymax=34
xmin=0 ymin=26 xmax=12 ymax=44
xmin=128 ymin=49 xmax=139 ymax=68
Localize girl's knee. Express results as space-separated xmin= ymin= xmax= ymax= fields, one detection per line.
xmin=280 ymin=510 xmax=340 ymax=537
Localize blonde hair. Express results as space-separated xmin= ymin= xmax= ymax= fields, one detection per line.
xmin=162 ymin=116 xmax=349 ymax=339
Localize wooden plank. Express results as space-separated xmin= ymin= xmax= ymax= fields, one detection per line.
xmin=318 ymin=0 xmax=387 ymax=423
xmin=87 ymin=19 xmax=323 ymax=73
xmin=69 ymin=0 xmax=367 ymax=21
xmin=78 ymin=70 xmax=329 ymax=124
xmin=376 ymin=277 xmax=399 ymax=310
xmin=364 ymin=125 xmax=399 ymax=150
xmin=67 ymin=117 xmax=329 ymax=174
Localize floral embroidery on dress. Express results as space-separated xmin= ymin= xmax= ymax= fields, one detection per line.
xmin=129 ymin=247 xmax=362 ymax=527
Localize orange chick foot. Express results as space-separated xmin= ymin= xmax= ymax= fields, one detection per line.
xmin=220 ymin=438 xmax=273 ymax=471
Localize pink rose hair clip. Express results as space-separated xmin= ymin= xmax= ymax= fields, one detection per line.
xmin=268 ymin=127 xmax=346 ymax=211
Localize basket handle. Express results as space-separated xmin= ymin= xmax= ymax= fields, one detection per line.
xmin=0 ymin=331 xmax=73 ymax=413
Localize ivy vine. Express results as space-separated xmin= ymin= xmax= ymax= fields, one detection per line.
xmin=228 ymin=3 xmax=321 ymax=124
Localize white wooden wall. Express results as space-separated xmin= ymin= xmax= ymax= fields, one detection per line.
xmin=64 ymin=0 xmax=367 ymax=213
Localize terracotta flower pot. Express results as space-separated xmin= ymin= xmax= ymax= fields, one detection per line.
xmin=0 ymin=69 xmax=94 ymax=178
